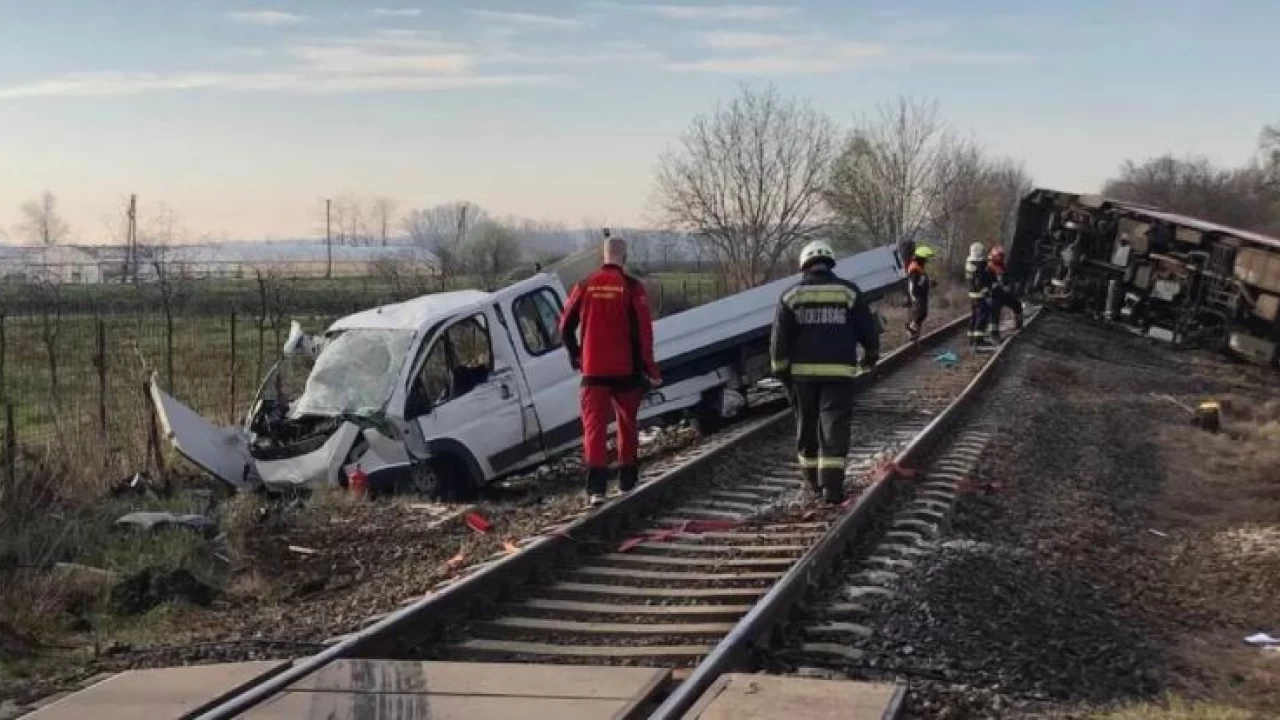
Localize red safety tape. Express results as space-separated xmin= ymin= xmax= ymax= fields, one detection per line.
xmin=681 ymin=519 xmax=742 ymax=534
xmin=465 ymin=512 xmax=492 ymax=534
xmin=617 ymin=536 xmax=645 ymax=553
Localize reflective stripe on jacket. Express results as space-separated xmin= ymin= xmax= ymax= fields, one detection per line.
xmin=965 ymin=259 xmax=992 ymax=300
xmin=769 ymin=267 xmax=879 ymax=380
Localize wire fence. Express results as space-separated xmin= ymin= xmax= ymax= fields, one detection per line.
xmin=0 ymin=272 xmax=732 ymax=484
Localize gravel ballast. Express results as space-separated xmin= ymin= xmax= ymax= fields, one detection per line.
xmin=844 ymin=313 xmax=1280 ymax=718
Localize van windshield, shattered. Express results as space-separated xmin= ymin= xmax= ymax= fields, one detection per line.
xmin=290 ymin=329 xmax=414 ymax=417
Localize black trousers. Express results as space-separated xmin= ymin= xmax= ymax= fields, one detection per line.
xmin=791 ymin=380 xmax=854 ymax=503
xmin=907 ymin=301 xmax=928 ymax=339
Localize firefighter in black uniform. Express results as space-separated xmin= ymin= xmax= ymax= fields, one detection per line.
xmin=905 ymin=245 xmax=935 ymax=342
xmin=965 ymin=242 xmax=993 ymax=347
xmin=985 ymin=246 xmax=1023 ymax=341
xmin=770 ymin=240 xmax=880 ymax=505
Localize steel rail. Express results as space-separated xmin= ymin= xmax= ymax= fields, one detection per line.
xmin=189 ymin=313 xmax=971 ymax=720
xmin=645 ymin=309 xmax=1039 ymax=720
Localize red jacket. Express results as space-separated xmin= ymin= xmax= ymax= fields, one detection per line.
xmin=559 ymin=264 xmax=660 ymax=386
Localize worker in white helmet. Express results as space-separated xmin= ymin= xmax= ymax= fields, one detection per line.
xmin=965 ymin=242 xmax=993 ymax=348
xmin=769 ymin=240 xmax=880 ymax=505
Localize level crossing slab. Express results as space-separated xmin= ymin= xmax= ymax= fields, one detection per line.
xmin=680 ymin=673 xmax=904 ymax=720
xmin=22 ymin=660 xmax=288 ymax=720
xmin=242 ymin=659 xmax=670 ymax=720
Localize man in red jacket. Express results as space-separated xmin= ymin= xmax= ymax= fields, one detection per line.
xmin=560 ymin=233 xmax=662 ymax=507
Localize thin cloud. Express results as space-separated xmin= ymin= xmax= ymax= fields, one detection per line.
xmin=372 ymin=8 xmax=423 ymax=17
xmin=467 ymin=9 xmax=586 ymax=29
xmin=228 ymin=10 xmax=306 ymax=26
xmin=290 ymin=44 xmax=473 ymax=75
xmin=0 ymin=71 xmax=563 ymax=99
xmin=646 ymin=5 xmax=796 ymax=21
xmin=669 ymin=39 xmax=1032 ymax=75
xmin=702 ymin=31 xmax=804 ymax=50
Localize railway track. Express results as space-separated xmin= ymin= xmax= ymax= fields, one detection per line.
xmin=194 ymin=311 xmax=1033 ymax=719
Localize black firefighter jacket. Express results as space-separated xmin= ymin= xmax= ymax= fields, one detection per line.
xmin=770 ymin=267 xmax=880 ymax=381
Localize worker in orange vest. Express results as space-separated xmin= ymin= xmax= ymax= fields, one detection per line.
xmin=905 ymin=245 xmax=935 ymax=342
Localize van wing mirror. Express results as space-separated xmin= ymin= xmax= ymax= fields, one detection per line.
xmin=283 ymin=321 xmax=325 ymax=358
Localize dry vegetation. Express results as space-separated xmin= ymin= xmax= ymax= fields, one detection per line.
xmin=1126 ymin=394 xmax=1280 ymax=718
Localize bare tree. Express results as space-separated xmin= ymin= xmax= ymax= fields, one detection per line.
xmin=327 ymin=192 xmax=370 ymax=246
xmin=1261 ymin=120 xmax=1280 ymax=178
xmin=403 ymin=201 xmax=488 ymax=279
xmin=32 ymin=278 xmax=64 ymax=403
xmin=466 ymin=219 xmax=522 ymax=289
xmin=370 ymin=196 xmax=399 ymax=247
xmin=654 ymin=83 xmax=837 ymax=291
xmin=826 ymin=97 xmax=964 ymax=252
xmin=19 ymin=191 xmax=70 ymax=246
xmin=930 ymin=148 xmax=1032 ymax=272
xmin=1104 ymin=154 xmax=1279 ymax=233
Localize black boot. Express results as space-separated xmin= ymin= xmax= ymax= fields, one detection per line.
xmin=584 ymin=468 xmax=608 ymax=507
xmin=821 ymin=468 xmax=845 ymax=505
xmin=619 ymin=465 xmax=639 ymax=493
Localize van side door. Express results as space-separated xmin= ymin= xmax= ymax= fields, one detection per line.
xmin=404 ymin=308 xmax=537 ymax=482
xmin=494 ymin=278 xmax=582 ymax=456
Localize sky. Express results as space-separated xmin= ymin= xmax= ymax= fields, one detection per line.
xmin=0 ymin=0 xmax=1277 ymax=243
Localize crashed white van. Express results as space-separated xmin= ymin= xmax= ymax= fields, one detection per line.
xmin=152 ymin=244 xmax=905 ymax=498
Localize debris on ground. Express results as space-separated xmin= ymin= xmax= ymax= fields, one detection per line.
xmin=114 ymin=512 xmax=218 ymax=537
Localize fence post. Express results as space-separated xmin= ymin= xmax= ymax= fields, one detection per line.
xmin=0 ymin=313 xmax=6 ymax=408
xmin=4 ymin=403 xmax=14 ymax=500
xmin=165 ymin=311 xmax=175 ymax=392
xmin=144 ymin=377 xmax=169 ymax=494
xmin=228 ymin=310 xmax=237 ymax=425
xmin=95 ymin=317 xmax=107 ymax=434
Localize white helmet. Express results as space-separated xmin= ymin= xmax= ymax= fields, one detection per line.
xmin=799 ymin=240 xmax=836 ymax=270
xmin=967 ymin=242 xmax=986 ymax=263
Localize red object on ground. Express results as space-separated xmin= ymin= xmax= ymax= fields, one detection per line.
xmin=617 ymin=536 xmax=646 ymax=553
xmin=465 ymin=512 xmax=491 ymax=534
xmin=347 ymin=467 xmax=369 ymax=497
xmin=682 ymin=519 xmax=742 ymax=534
xmin=580 ymin=386 xmax=645 ymax=468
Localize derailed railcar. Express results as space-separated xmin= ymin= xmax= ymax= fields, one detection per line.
xmin=1010 ymin=188 xmax=1280 ymax=365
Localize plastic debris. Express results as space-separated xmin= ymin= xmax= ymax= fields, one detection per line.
xmin=443 ymin=552 xmax=466 ymax=570
xmin=114 ymin=512 xmax=217 ymax=537
xmin=934 ymin=350 xmax=959 ymax=366
xmin=502 ymin=539 xmax=520 ymax=554
xmin=288 ymin=545 xmax=318 ymax=555
xmin=1245 ymin=633 xmax=1280 ymax=646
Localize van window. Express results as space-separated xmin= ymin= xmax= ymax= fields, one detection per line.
xmin=512 ymin=288 xmax=563 ymax=356
xmin=410 ymin=314 xmax=494 ymax=414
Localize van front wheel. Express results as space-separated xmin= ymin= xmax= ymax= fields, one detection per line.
xmin=405 ymin=456 xmax=474 ymax=502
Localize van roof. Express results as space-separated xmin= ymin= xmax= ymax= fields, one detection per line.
xmin=327 ymin=289 xmax=492 ymax=333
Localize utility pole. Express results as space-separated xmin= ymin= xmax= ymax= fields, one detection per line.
xmin=325 ymin=198 xmax=333 ymax=279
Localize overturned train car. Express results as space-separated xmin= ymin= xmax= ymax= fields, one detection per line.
xmin=1009 ymin=188 xmax=1280 ymax=366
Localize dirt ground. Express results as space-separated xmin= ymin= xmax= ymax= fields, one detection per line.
xmin=860 ymin=312 xmax=1280 ymax=719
